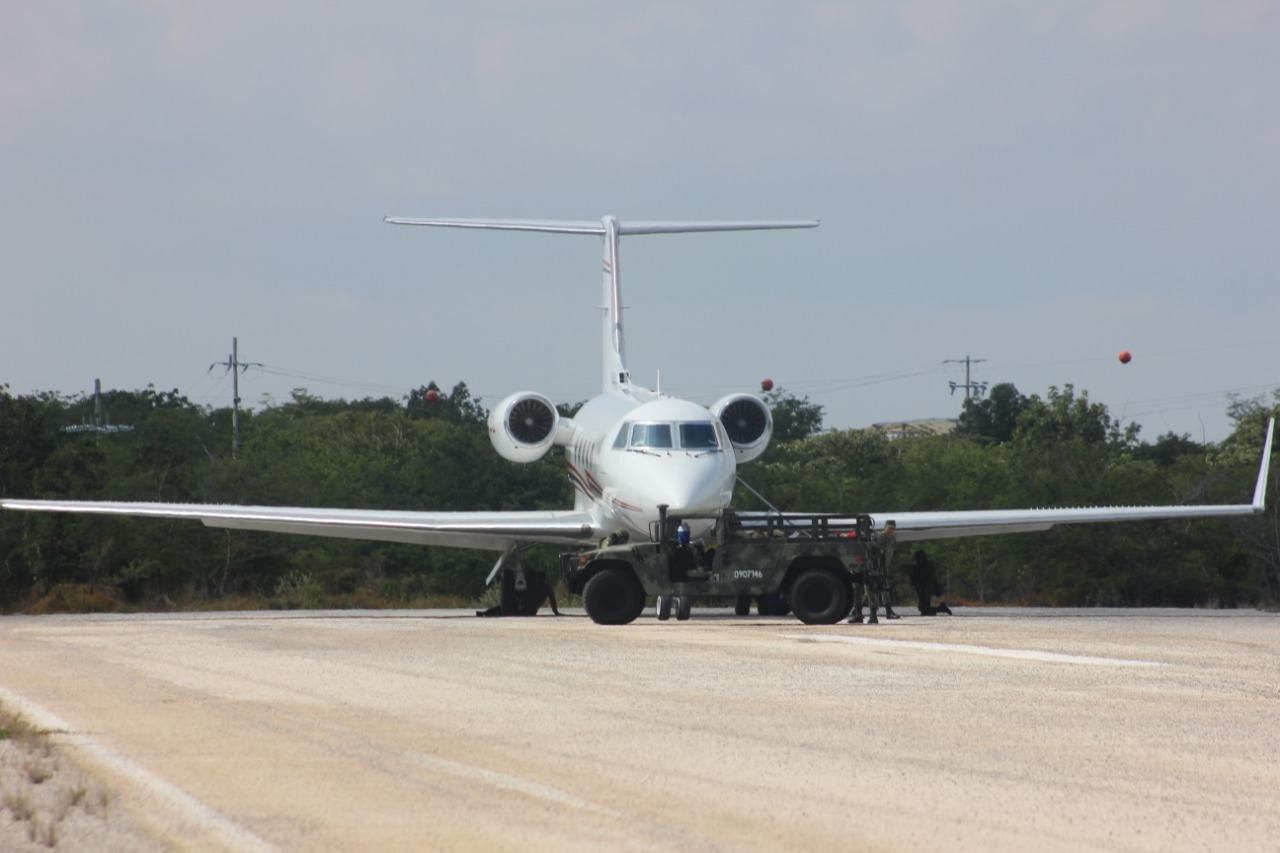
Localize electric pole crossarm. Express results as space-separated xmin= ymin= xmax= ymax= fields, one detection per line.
xmin=944 ymin=355 xmax=988 ymax=400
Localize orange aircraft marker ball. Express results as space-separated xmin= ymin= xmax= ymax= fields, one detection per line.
xmin=1118 ymin=350 xmax=1132 ymax=364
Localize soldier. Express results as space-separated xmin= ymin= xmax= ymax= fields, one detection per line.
xmin=909 ymin=549 xmax=952 ymax=615
xmin=843 ymin=531 xmax=870 ymax=624
xmin=870 ymin=520 xmax=900 ymax=620
xmin=848 ymin=520 xmax=899 ymax=623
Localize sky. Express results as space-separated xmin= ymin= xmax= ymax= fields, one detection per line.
xmin=3 ymin=1 xmax=1277 ymax=444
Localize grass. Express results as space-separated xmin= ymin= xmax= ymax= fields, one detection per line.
xmin=25 ymin=584 xmax=130 ymax=616
xmin=0 ymin=707 xmax=42 ymax=750
xmin=0 ymin=700 xmax=118 ymax=849
xmin=2 ymin=787 xmax=35 ymax=822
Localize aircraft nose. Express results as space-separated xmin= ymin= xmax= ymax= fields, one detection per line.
xmin=649 ymin=460 xmax=734 ymax=515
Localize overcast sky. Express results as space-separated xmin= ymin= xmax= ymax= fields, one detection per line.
xmin=3 ymin=1 xmax=1277 ymax=444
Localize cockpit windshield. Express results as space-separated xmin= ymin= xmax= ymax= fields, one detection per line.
xmin=621 ymin=421 xmax=720 ymax=451
xmin=630 ymin=423 xmax=673 ymax=449
xmin=679 ymin=422 xmax=719 ymax=449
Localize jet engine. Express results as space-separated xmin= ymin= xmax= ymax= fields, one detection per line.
xmin=488 ymin=392 xmax=571 ymax=463
xmin=710 ymin=393 xmax=773 ymax=464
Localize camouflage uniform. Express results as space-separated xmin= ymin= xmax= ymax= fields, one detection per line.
xmin=848 ymin=521 xmax=899 ymax=623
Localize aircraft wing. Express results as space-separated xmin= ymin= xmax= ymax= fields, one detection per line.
xmin=0 ymin=501 xmax=602 ymax=552
xmin=762 ymin=418 xmax=1275 ymax=543
xmin=867 ymin=499 xmax=1267 ymax=543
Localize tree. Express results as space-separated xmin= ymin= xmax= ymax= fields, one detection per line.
xmin=405 ymin=382 xmax=487 ymax=424
xmin=1133 ymin=432 xmax=1204 ymax=467
xmin=761 ymin=387 xmax=824 ymax=444
xmin=740 ymin=427 xmax=894 ymax=512
xmin=1013 ymin=384 xmax=1137 ymax=449
xmin=955 ymin=382 xmax=1028 ymax=443
xmin=3 ymin=379 xmax=1277 ymax=611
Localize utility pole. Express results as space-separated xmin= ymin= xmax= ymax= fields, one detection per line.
xmin=944 ymin=355 xmax=988 ymax=400
xmin=210 ymin=338 xmax=261 ymax=456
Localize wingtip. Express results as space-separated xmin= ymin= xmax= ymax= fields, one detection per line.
xmin=1251 ymin=417 xmax=1274 ymax=511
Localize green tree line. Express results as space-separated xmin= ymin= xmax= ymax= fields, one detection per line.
xmin=0 ymin=381 xmax=1276 ymax=613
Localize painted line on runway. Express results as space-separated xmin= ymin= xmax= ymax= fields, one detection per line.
xmin=0 ymin=686 xmax=280 ymax=852
xmin=785 ymin=634 xmax=1163 ymax=666
xmin=403 ymin=751 xmax=624 ymax=817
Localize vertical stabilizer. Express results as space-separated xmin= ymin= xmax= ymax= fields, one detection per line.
xmin=384 ymin=215 xmax=819 ymax=393
xmin=600 ymin=216 xmax=628 ymax=392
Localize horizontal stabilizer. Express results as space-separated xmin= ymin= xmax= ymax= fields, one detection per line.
xmin=384 ymin=217 xmax=819 ymax=235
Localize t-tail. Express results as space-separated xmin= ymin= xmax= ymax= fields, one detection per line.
xmin=383 ymin=215 xmax=819 ymax=393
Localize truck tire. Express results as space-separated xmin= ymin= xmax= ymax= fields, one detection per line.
xmin=790 ymin=569 xmax=849 ymax=625
xmin=734 ymin=594 xmax=751 ymax=616
xmin=583 ymin=567 xmax=645 ymax=625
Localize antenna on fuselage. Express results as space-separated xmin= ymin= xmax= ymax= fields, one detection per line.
xmin=383 ymin=215 xmax=820 ymax=394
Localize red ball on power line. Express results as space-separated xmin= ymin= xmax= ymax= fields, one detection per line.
xmin=425 ymin=389 xmax=440 ymax=403
xmin=1118 ymin=350 xmax=1132 ymax=364
xmin=761 ymin=378 xmax=774 ymax=392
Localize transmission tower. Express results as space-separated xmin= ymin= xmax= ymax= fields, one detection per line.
xmin=60 ymin=378 xmax=133 ymax=434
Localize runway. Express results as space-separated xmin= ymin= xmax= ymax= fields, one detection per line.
xmin=2 ymin=608 xmax=1277 ymax=851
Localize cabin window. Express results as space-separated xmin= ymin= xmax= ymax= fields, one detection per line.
xmin=679 ymin=422 xmax=719 ymax=449
xmin=630 ymin=423 xmax=673 ymax=449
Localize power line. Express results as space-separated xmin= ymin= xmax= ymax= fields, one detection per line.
xmin=255 ymin=365 xmax=414 ymax=398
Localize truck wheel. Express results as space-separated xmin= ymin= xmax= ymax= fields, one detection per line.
xmin=790 ymin=569 xmax=849 ymax=625
xmin=583 ymin=568 xmax=645 ymax=625
xmin=656 ymin=595 xmax=672 ymax=620
xmin=734 ymin=594 xmax=751 ymax=616
xmin=676 ymin=594 xmax=692 ymax=621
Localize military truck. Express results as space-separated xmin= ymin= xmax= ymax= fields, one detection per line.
xmin=560 ymin=506 xmax=880 ymax=625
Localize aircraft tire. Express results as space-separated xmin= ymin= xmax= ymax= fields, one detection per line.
xmin=676 ymin=594 xmax=692 ymax=621
xmin=790 ymin=569 xmax=849 ymax=625
xmin=734 ymin=594 xmax=751 ymax=616
xmin=583 ymin=567 xmax=645 ymax=625
xmin=499 ymin=569 xmax=522 ymax=615
xmin=656 ymin=595 xmax=672 ymax=620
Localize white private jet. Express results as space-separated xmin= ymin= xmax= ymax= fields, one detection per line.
xmin=2 ymin=215 xmax=1273 ymax=612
